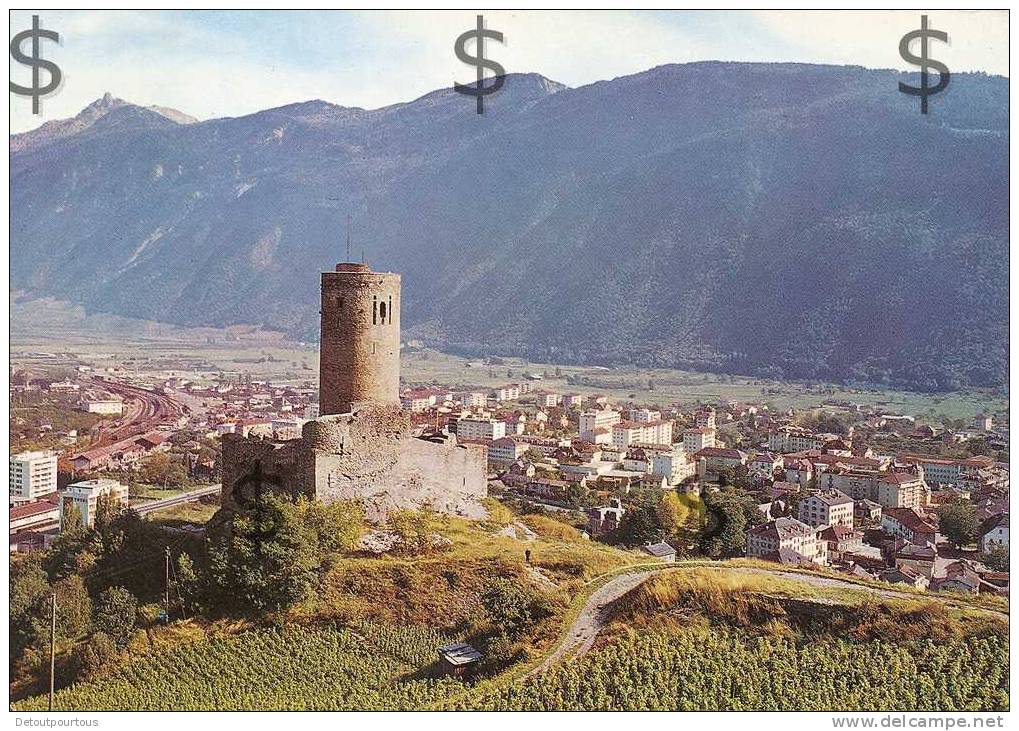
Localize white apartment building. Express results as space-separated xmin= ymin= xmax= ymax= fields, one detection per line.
xmin=612 ymin=420 xmax=673 ymax=448
xmin=797 ymin=489 xmax=854 ymax=528
xmin=60 ymin=478 xmax=129 ymax=529
xmin=492 ymin=385 xmax=521 ymax=402
xmin=897 ymin=455 xmax=961 ymax=486
xmin=539 ymin=393 xmax=562 ymax=408
xmin=456 ymin=418 xmax=506 ymax=441
xmin=683 ymin=427 xmax=716 ymax=453
xmin=457 ymin=392 xmax=488 ymax=408
xmin=628 ymin=408 xmax=662 ymax=423
xmin=10 ymin=450 xmax=59 ymax=502
xmin=400 ymin=395 xmax=432 ymax=412
xmin=652 ymin=448 xmax=697 ymax=485
xmin=579 ymin=409 xmax=621 ymax=443
xmin=488 ymin=437 xmax=528 ymax=463
xmin=694 ymin=407 xmax=716 ymax=430
xmin=876 ymin=472 xmax=929 ymax=509
xmin=563 ymin=393 xmax=584 ymax=409
xmin=768 ymin=427 xmax=829 ymax=453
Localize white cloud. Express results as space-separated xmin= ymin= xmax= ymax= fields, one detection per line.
xmin=9 ymin=10 xmax=1008 ymax=134
xmin=750 ymin=10 xmax=1008 ymax=75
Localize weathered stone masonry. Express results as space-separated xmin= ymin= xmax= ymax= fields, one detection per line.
xmin=221 ymin=262 xmax=487 ymax=520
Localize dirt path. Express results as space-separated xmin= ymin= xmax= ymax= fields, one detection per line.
xmin=528 ymin=563 xmax=1008 ymax=677
xmin=528 ymin=570 xmax=651 ymax=676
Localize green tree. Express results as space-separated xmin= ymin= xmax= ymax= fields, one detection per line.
xmin=138 ymin=452 xmax=188 ymax=489
xmin=76 ymin=631 xmax=117 ymax=677
xmin=173 ymin=553 xmax=204 ymax=614
xmin=937 ymin=503 xmax=978 ymax=549
xmin=207 ymin=494 xmax=319 ymax=612
xmin=10 ymin=555 xmax=50 ymax=659
xmin=699 ymin=488 xmax=763 ymax=558
xmin=53 ymin=575 xmax=93 ymax=641
xmin=983 ymin=543 xmax=1009 ymax=572
xmin=481 ymin=579 xmax=559 ymax=639
xmin=296 ymin=499 xmax=364 ymax=553
xmin=45 ymin=502 xmax=88 ymax=580
xmin=94 ymin=586 xmax=138 ymax=649
xmin=614 ymin=494 xmax=665 ymax=547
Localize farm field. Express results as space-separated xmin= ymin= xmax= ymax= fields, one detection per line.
xmin=11 ymin=297 xmax=1006 ymax=421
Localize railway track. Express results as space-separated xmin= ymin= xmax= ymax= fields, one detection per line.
xmin=84 ymin=377 xmax=189 ymax=450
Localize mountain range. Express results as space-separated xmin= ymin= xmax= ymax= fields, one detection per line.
xmin=10 ymin=63 xmax=1009 ymax=391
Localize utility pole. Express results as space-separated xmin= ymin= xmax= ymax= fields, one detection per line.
xmin=164 ymin=546 xmax=171 ymax=610
xmin=49 ymin=593 xmax=56 ymax=711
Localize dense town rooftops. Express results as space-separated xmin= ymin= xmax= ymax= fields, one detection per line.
xmin=819 ymin=524 xmax=859 ymax=542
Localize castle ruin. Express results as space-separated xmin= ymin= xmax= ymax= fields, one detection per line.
xmin=221 ymin=262 xmax=487 ymax=520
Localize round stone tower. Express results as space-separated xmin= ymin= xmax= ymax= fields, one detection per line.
xmin=319 ymin=263 xmax=401 ymax=415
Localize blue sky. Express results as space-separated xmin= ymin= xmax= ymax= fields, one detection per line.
xmin=10 ymin=10 xmax=1008 ymax=133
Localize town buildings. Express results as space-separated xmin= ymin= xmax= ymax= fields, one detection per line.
xmin=683 ymin=427 xmax=716 ymax=453
xmin=798 ymin=489 xmax=854 ymax=528
xmin=579 ymin=408 xmax=621 ymax=443
xmin=60 ymin=478 xmax=129 ymax=529
xmin=746 ymin=517 xmax=827 ymax=565
xmin=9 ymin=450 xmax=58 ymax=503
xmin=456 ymin=417 xmax=507 ymax=442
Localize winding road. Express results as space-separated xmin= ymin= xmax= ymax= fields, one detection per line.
xmin=528 ymin=563 xmax=1009 ymax=677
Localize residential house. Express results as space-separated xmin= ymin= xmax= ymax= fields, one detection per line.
xmin=587 ymin=499 xmax=624 ymax=536
xmin=979 ymin=513 xmax=1009 ymax=553
xmin=854 ymin=499 xmax=882 ymax=524
xmin=797 ymin=489 xmax=854 ymax=528
xmin=879 ymin=566 xmax=930 ymax=591
xmin=746 ymin=517 xmax=827 ymax=565
xmin=818 ymin=524 xmax=863 ymax=559
xmin=895 ymin=543 xmax=937 ymax=579
xmin=683 ymin=427 xmax=716 ymax=453
xmin=881 ymin=507 xmax=938 ymax=547
xmin=695 ymin=447 xmax=746 ymax=476
xmin=747 ymin=452 xmax=782 ymax=480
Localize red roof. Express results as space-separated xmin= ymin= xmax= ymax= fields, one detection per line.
xmin=10 ymin=493 xmax=60 ymax=521
xmin=884 ymin=507 xmax=938 ymax=533
xmin=695 ymin=447 xmax=744 ymax=460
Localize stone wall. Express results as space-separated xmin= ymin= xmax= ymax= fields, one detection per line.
xmin=220 ymin=432 xmax=314 ymax=512
xmin=220 ymin=404 xmax=487 ymax=521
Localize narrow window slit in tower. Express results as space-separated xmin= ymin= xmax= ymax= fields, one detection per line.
xmin=372 ymin=295 xmax=378 ymax=325
xmin=380 ymin=301 xmax=387 ymax=324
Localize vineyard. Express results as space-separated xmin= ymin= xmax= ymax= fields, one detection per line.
xmin=460 ymin=624 xmax=1010 ymax=711
xmin=13 ymin=623 xmax=468 ymax=711
xmin=13 ymin=566 xmax=1010 ymax=712
xmin=15 ymin=617 xmax=1008 ymax=712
